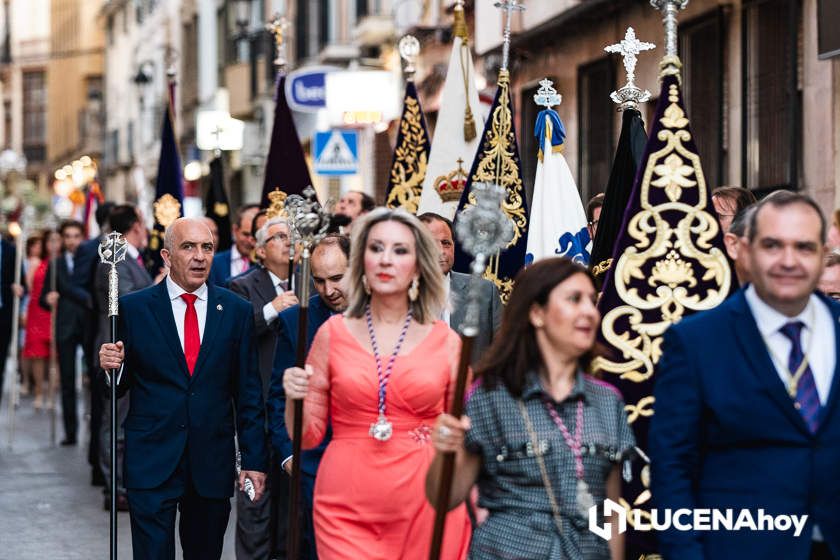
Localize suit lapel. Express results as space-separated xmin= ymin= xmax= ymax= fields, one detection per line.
xmin=150 ymin=281 xmax=190 ymax=378
xmin=730 ymin=290 xmax=811 ymax=436
xmin=191 ymin=284 xmax=222 ymax=382
xmin=254 ymin=269 xmax=277 ymax=304
xmin=449 ymin=273 xmax=467 ymax=329
xmin=817 ymin=294 xmax=840 ymax=433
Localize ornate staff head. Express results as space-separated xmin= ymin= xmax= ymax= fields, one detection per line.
xmin=266 ymin=13 xmax=290 ymax=71
xmin=533 ymin=78 xmax=561 ymax=109
xmin=650 ymin=0 xmax=689 ymax=79
xmin=494 ymin=0 xmax=525 ymax=74
xmin=605 ymin=27 xmax=656 ymax=111
xmin=456 ymin=182 xmax=514 ymax=336
xmin=399 ymin=35 xmax=420 ymax=80
xmin=98 ymin=232 xmax=128 ymax=317
xmin=287 ymin=187 xmax=329 ymax=251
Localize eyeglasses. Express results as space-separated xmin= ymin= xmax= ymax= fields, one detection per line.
xmin=266 ymin=232 xmax=289 ymax=244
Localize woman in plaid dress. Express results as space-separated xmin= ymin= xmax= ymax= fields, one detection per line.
xmin=427 ymin=258 xmax=635 ymax=559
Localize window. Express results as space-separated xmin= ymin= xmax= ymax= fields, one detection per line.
xmin=742 ymin=0 xmax=801 ymax=191
xmin=127 ymin=121 xmax=134 ymax=162
xmin=577 ymin=57 xmax=615 ymax=203
xmin=680 ymin=9 xmax=726 ymax=188
xmin=296 ymin=0 xmax=309 ymax=60
xmin=3 ymin=101 xmax=10 ymax=149
xmin=519 ymin=81 xmax=546 ymax=208
xmin=357 ymin=0 xmax=368 ymax=18
xmin=22 ymin=71 xmax=46 ymax=163
xmin=319 ymin=0 xmax=330 ymax=52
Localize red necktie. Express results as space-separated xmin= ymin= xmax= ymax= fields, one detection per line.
xmin=180 ymin=293 xmax=199 ymax=375
xmin=136 ymin=254 xmax=144 ymax=267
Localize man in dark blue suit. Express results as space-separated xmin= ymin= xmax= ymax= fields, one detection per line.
xmin=650 ymin=191 xmax=840 ymax=560
xmin=267 ymin=234 xmax=349 ymax=560
xmin=100 ymin=218 xmax=267 ymax=560
xmin=0 ymin=235 xmax=18 ymax=408
xmin=208 ymin=204 xmax=259 ymax=287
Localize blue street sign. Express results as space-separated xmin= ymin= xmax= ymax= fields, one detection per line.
xmin=286 ymin=66 xmax=337 ymax=112
xmin=313 ymin=130 xmax=358 ymax=176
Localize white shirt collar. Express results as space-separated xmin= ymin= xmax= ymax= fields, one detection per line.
xmin=125 ymin=243 xmax=140 ymax=259
xmin=230 ymin=245 xmax=244 ymax=262
xmin=165 ymin=274 xmax=208 ymax=302
xmin=267 ymin=270 xmax=287 ymax=288
xmin=744 ymin=284 xmax=817 ymax=337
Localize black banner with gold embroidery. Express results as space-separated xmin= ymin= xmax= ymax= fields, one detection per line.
xmin=385 ymin=81 xmax=430 ymax=213
xmin=452 ymin=71 xmax=529 ymax=303
xmin=148 ymin=98 xmax=183 ymax=273
xmin=593 ymin=73 xmax=734 ymax=554
xmin=205 ymin=156 xmax=232 ymax=252
xmin=589 ymin=108 xmax=647 ymax=289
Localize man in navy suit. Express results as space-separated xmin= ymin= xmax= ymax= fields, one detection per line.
xmin=267 ymin=234 xmax=350 ymax=560
xmin=99 ymin=218 xmax=267 ymax=560
xmin=208 ymin=204 xmax=259 ymax=287
xmin=0 ymin=235 xmax=18 ymax=408
xmin=41 ymin=220 xmax=89 ymax=445
xmin=650 ymin=191 xmax=840 ymax=560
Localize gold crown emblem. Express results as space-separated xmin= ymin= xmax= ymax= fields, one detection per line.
xmin=433 ymin=158 xmax=468 ymax=203
xmin=266 ymin=188 xmax=288 ymax=219
xmin=154 ymin=194 xmax=182 ymax=228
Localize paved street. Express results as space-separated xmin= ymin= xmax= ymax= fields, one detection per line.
xmin=0 ymin=390 xmax=237 ymax=559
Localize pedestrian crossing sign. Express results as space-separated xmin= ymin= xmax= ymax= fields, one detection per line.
xmin=313 ymin=130 xmax=358 ymax=175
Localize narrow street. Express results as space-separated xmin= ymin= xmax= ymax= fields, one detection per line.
xmin=0 ymin=392 xmax=237 ymax=559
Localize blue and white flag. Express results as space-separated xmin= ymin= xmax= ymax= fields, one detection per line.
xmin=525 ymin=104 xmax=591 ymax=265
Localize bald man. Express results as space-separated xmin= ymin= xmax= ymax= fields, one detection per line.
xmin=99 ymin=218 xmax=267 ymax=560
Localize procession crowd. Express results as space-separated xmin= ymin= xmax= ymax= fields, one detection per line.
xmin=4 ymin=186 xmax=840 ymax=559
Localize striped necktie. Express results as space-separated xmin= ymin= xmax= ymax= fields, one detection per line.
xmin=779 ymin=321 xmax=821 ymax=433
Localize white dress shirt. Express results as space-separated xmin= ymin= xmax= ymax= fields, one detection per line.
xmin=165 ymin=275 xmax=209 ymax=349
xmin=443 ymin=272 xmax=451 ymax=325
xmin=744 ymin=285 xmax=836 ymax=405
xmin=230 ymin=246 xmax=249 ymax=278
xmin=261 ymin=270 xmax=289 ymax=324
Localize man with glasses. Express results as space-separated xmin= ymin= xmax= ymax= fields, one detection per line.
xmin=209 ymin=203 xmax=260 ymax=286
xmin=229 ymin=217 xmax=298 ymax=560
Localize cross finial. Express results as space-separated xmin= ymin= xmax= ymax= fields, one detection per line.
xmin=266 ymin=14 xmax=290 ymax=70
xmin=494 ymin=0 xmax=525 ymax=73
xmin=604 ymin=27 xmax=655 ymax=110
xmin=533 ymin=78 xmax=561 ymax=109
xmin=605 ymin=28 xmax=655 ymax=88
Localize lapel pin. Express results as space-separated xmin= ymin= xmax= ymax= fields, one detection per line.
xmin=217 ymin=304 xmax=223 ymax=311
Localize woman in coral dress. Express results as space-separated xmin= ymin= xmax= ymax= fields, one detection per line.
xmin=284 ymin=209 xmax=471 ymax=559
xmin=22 ymin=230 xmax=60 ymax=409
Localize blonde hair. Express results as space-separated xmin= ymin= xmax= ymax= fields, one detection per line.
xmin=346 ymin=208 xmax=446 ymax=324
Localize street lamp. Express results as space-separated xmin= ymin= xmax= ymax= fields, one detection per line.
xmin=233 ymin=0 xmax=252 ymax=40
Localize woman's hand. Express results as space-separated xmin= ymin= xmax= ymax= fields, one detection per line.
xmin=283 ymin=365 xmax=313 ymax=400
xmin=431 ymin=413 xmax=471 ymax=453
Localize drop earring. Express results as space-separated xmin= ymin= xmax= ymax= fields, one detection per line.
xmin=362 ymin=274 xmax=371 ymax=295
xmin=408 ymin=277 xmax=419 ymax=302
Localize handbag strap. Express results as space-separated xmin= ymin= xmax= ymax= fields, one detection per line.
xmin=518 ymin=399 xmax=564 ymax=535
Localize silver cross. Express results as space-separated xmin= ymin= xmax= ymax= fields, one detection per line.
xmin=604 ymin=27 xmax=655 ymax=110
